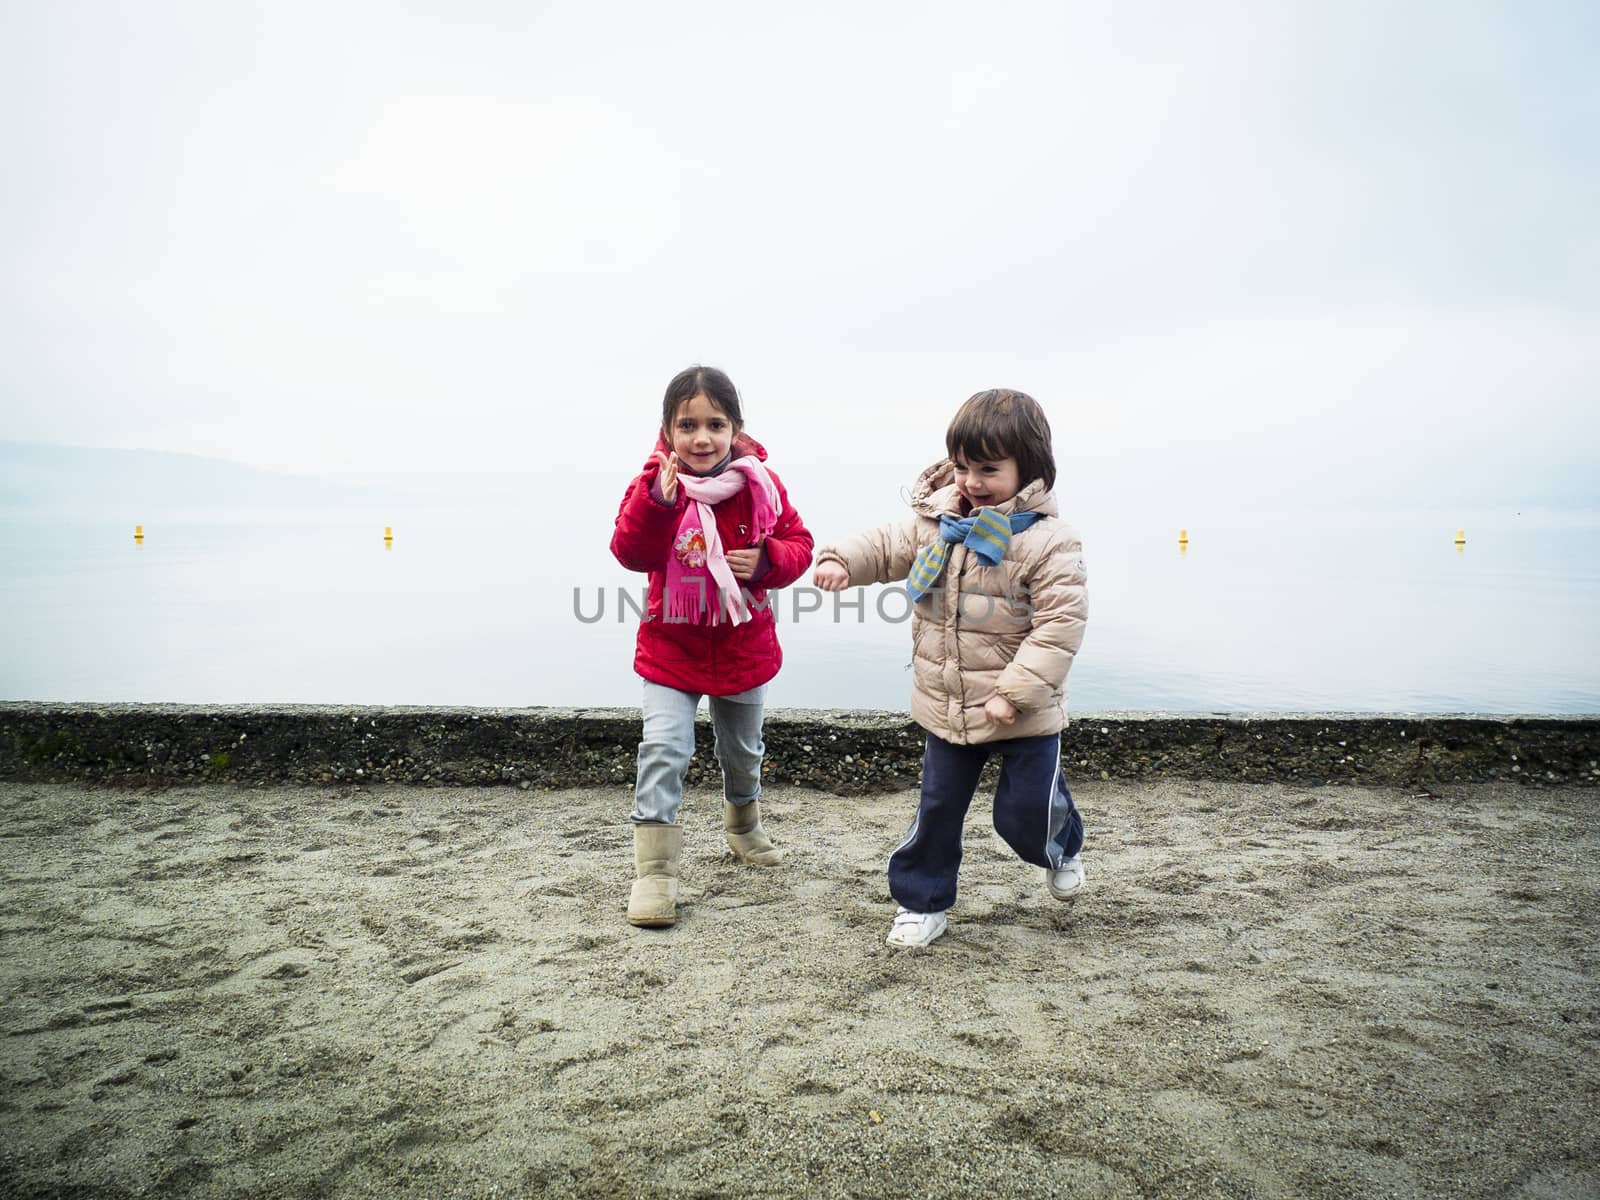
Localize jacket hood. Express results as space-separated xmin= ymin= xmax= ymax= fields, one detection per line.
xmin=640 ymin=431 xmax=769 ymax=478
xmin=908 ymin=458 xmax=1058 ymax=520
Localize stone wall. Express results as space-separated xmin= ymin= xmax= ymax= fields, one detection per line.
xmin=2 ymin=703 xmax=1596 ymax=792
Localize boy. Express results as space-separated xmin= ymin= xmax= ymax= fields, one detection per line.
xmin=813 ymin=389 xmax=1088 ymax=947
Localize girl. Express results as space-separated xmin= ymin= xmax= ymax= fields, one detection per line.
xmin=813 ymin=389 xmax=1088 ymax=948
xmin=609 ymin=365 xmax=814 ymax=928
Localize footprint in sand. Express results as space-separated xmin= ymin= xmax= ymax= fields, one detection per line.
xmin=209 ymin=949 xmax=319 ymax=994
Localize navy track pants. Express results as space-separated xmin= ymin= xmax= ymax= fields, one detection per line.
xmin=888 ymin=731 xmax=1083 ymax=915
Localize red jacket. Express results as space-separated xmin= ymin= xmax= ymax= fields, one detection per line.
xmin=610 ymin=432 xmax=814 ymax=696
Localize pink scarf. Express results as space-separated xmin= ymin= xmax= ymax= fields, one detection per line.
xmin=665 ymin=456 xmax=779 ymax=625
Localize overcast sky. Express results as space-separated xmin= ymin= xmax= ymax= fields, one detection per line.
xmin=4 ymin=0 xmax=1596 ymax=520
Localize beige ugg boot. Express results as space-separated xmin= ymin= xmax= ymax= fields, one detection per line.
xmin=724 ymin=800 xmax=782 ymax=866
xmin=627 ymin=823 xmax=682 ymax=928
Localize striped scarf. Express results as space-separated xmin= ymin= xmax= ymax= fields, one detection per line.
xmin=906 ymin=508 xmax=1041 ymax=602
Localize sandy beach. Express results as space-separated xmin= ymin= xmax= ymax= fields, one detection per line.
xmin=1 ymin=776 xmax=1596 ymax=1199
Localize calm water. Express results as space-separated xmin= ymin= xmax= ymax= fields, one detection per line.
xmin=3 ymin=509 xmax=1598 ymax=713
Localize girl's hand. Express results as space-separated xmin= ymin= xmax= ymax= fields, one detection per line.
xmin=654 ymin=451 xmax=680 ymax=502
xmin=812 ymin=562 xmax=850 ymax=591
xmin=985 ymin=694 xmax=1018 ymax=726
xmin=726 ymin=543 xmax=764 ymax=581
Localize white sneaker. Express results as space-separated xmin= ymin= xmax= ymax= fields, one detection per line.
xmin=1046 ymin=854 xmax=1085 ymax=901
xmin=886 ymin=907 xmax=947 ymax=948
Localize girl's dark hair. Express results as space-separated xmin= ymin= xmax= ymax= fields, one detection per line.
xmin=662 ymin=365 xmax=744 ymax=433
xmin=945 ymin=388 xmax=1056 ymax=490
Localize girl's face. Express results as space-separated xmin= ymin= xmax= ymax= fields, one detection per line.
xmin=953 ymin=453 xmax=1021 ymax=508
xmin=668 ymin=392 xmax=736 ymax=473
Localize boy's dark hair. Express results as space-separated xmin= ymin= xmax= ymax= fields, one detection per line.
xmin=662 ymin=365 xmax=744 ymax=433
xmin=946 ymin=388 xmax=1056 ymax=490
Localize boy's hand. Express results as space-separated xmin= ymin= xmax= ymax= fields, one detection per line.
xmin=654 ymin=451 xmax=680 ymax=503
xmin=726 ymin=543 xmax=764 ymax=581
xmin=813 ymin=562 xmax=850 ymax=591
xmin=985 ymin=694 xmax=1018 ymax=726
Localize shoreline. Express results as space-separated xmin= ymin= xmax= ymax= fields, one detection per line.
xmin=3 ymin=702 xmax=1598 ymax=791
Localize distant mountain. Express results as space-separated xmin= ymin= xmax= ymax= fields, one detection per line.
xmin=0 ymin=441 xmax=406 ymax=515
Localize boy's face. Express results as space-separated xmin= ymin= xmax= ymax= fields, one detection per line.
xmin=953 ymin=453 xmax=1021 ymax=508
xmin=667 ymin=392 xmax=735 ymax=474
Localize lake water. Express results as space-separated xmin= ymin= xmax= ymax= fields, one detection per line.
xmin=3 ymin=508 xmax=1598 ymax=714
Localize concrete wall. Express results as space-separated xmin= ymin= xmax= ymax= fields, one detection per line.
xmin=2 ymin=703 xmax=1596 ymax=792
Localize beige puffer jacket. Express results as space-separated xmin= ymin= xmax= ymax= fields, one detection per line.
xmin=815 ymin=460 xmax=1088 ymax=745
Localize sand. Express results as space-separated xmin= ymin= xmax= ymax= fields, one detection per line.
xmin=1 ymin=776 xmax=1596 ymax=1199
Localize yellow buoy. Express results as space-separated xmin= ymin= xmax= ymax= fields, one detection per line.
xmin=384 ymin=525 xmax=393 ymax=549
xmin=134 ymin=524 xmax=144 ymax=543
xmin=1454 ymin=528 xmax=1466 ymax=547
xmin=1178 ymin=528 xmax=1189 ymax=551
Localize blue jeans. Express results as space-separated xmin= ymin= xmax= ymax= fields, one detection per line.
xmin=888 ymin=731 xmax=1084 ymax=914
xmin=632 ymin=679 xmax=767 ymax=825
